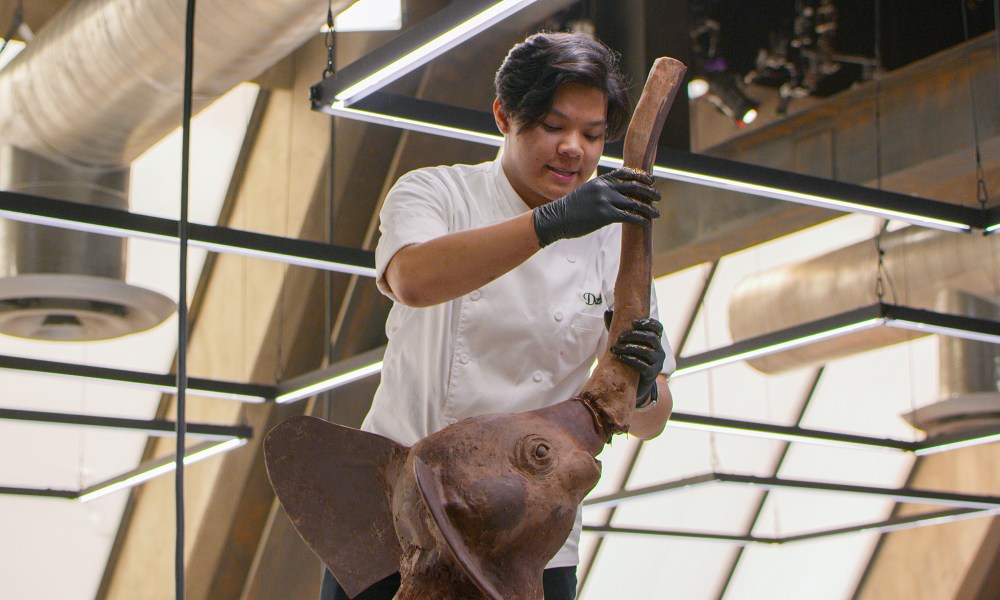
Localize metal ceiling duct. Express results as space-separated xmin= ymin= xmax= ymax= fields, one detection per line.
xmin=902 ymin=291 xmax=1000 ymax=437
xmin=728 ymin=226 xmax=1000 ymax=373
xmin=0 ymin=0 xmax=330 ymax=340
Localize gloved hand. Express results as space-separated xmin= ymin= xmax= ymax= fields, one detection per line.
xmin=608 ymin=316 xmax=666 ymax=408
xmin=532 ymin=167 xmax=660 ymax=247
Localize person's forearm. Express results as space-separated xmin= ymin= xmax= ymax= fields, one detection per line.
xmin=384 ymin=211 xmax=541 ymax=307
xmin=629 ymin=375 xmax=672 ymax=440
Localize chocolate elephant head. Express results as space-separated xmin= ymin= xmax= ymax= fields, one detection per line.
xmin=264 ymin=399 xmax=604 ymax=600
xmin=394 ymin=403 xmax=603 ymax=599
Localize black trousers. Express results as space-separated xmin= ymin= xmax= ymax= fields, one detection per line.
xmin=321 ymin=566 xmax=577 ymax=599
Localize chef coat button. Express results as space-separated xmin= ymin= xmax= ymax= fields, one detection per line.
xmin=554 ymin=311 xmax=563 ymax=322
xmin=532 ymin=371 xmax=543 ymax=382
xmin=470 ymin=290 xmax=481 ymax=301
xmin=567 ymin=255 xmax=576 ymax=263
xmin=459 ymin=354 xmax=470 ymax=365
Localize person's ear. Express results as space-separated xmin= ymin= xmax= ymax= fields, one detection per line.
xmin=493 ymin=98 xmax=511 ymax=135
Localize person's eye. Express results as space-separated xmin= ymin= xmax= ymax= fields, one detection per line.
xmin=584 ymin=133 xmax=602 ymax=142
xmin=542 ymin=123 xmax=560 ymax=132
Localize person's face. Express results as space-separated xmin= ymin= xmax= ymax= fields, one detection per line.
xmin=494 ymin=83 xmax=608 ymax=209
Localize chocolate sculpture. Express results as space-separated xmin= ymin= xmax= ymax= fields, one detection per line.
xmin=264 ymin=57 xmax=686 ymax=599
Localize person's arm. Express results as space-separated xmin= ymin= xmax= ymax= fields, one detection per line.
xmin=630 ymin=374 xmax=672 ymax=440
xmin=385 ymin=167 xmax=659 ymax=308
xmin=607 ymin=317 xmax=674 ymax=440
xmin=384 ymin=211 xmax=540 ymax=307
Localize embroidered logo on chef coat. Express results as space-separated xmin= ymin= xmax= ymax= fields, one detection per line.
xmin=583 ymin=292 xmax=603 ymax=306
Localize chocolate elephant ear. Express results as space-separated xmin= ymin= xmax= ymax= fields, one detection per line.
xmin=412 ymin=457 xmax=508 ymax=600
xmin=264 ymin=415 xmax=406 ymax=598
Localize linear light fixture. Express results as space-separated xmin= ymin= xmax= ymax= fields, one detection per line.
xmin=0 ymin=352 xmax=273 ymax=403
xmin=672 ymin=303 xmax=1000 ymax=379
xmin=0 ymin=190 xmax=376 ymax=277
xmin=328 ymin=101 xmax=504 ymax=147
xmin=671 ymin=304 xmax=883 ymax=378
xmin=315 ymin=0 xmax=541 ymax=106
xmin=584 ymin=472 xmax=1000 ymax=511
xmin=915 ymin=426 xmax=1000 ymax=456
xmin=582 ymin=507 xmax=997 ymax=545
xmin=76 ymin=439 xmax=246 ymax=503
xmin=599 ymin=153 xmax=977 ymax=233
xmin=0 ymin=408 xmax=252 ymax=441
xmin=0 ymin=438 xmax=247 ymax=502
xmin=668 ymin=411 xmax=916 ymax=452
xmin=667 ymin=412 xmax=1000 ymax=457
xmin=984 ymin=206 xmax=1000 ymax=233
xmin=275 ymin=345 xmax=385 ymax=404
xmin=0 ymin=38 xmax=26 ymax=70
xmin=312 ymin=92 xmax=984 ymax=232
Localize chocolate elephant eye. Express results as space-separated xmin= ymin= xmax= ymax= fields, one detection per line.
xmin=513 ymin=434 xmax=557 ymax=475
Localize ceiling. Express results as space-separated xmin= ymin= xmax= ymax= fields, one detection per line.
xmin=1 ymin=1 xmax=1000 ymax=599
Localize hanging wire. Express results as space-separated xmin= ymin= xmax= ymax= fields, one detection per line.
xmin=962 ymin=0 xmax=991 ymax=209
xmin=870 ymin=1 xmax=901 ymax=306
xmin=324 ymin=0 xmax=336 ymax=79
xmin=874 ymin=220 xmax=899 ymax=303
xmin=176 ymin=1 xmax=196 ymax=599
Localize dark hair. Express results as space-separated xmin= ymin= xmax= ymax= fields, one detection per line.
xmin=494 ymin=32 xmax=631 ymax=141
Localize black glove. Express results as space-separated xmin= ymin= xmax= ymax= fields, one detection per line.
xmin=608 ymin=316 xmax=666 ymax=408
xmin=532 ymin=167 xmax=660 ymax=247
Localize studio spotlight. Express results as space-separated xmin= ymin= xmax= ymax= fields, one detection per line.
xmin=687 ymin=77 xmax=709 ymax=100
xmin=705 ymin=71 xmax=760 ymax=127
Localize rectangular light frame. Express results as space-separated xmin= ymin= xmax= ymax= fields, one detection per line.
xmin=0 ymin=438 xmax=247 ymax=502
xmin=313 ymin=93 xmax=985 ymax=233
xmin=0 ymin=352 xmax=273 ymax=403
xmin=584 ymin=471 xmax=1000 ymax=511
xmin=0 ymin=407 xmax=252 ymax=441
xmin=275 ymin=345 xmax=385 ymax=404
xmin=312 ymin=0 xmax=542 ymax=106
xmin=0 ymin=190 xmax=376 ymax=277
xmin=582 ymin=507 xmax=996 ymax=545
xmin=668 ymin=411 xmax=917 ymax=452
xmin=75 ymin=438 xmax=246 ymax=503
xmin=671 ymin=303 xmax=1000 ymax=379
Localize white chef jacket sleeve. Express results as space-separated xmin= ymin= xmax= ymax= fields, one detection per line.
xmin=374 ymin=169 xmax=454 ymax=303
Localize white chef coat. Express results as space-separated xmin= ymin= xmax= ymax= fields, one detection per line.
xmin=363 ymin=157 xmax=675 ymax=569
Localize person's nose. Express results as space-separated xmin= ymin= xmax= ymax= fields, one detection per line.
xmin=557 ymin=131 xmax=585 ymax=158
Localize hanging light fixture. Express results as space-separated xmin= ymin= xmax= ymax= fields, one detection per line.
xmin=671 ymin=303 xmax=1000 ymax=378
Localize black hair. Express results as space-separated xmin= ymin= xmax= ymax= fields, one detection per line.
xmin=494 ymin=32 xmax=631 ymax=141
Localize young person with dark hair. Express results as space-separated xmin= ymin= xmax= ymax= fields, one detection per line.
xmin=321 ymin=31 xmax=675 ymax=600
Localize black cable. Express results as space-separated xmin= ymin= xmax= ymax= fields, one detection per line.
xmin=177 ymin=1 xmax=196 ymax=598
xmin=323 ymin=1 xmax=336 ymax=420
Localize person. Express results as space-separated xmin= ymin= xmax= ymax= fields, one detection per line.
xmin=321 ymin=31 xmax=675 ymax=600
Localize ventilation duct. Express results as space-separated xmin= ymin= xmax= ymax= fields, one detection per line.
xmin=728 ymin=226 xmax=999 ymax=373
xmin=0 ymin=0 xmax=332 ymax=340
xmin=901 ymin=291 xmax=1000 ymax=437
